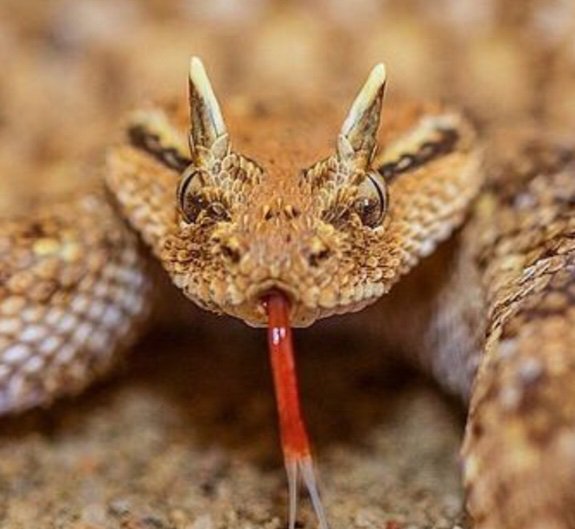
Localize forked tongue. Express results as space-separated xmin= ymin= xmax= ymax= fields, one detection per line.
xmin=264 ymin=291 xmax=330 ymax=529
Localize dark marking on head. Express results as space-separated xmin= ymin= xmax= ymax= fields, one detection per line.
xmin=128 ymin=125 xmax=191 ymax=173
xmin=378 ymin=127 xmax=459 ymax=182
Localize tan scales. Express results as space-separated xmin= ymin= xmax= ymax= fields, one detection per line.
xmin=0 ymin=58 xmax=574 ymax=529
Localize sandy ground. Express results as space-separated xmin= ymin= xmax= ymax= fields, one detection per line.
xmin=0 ymin=311 xmax=467 ymax=529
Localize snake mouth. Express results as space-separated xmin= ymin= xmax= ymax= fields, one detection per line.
xmin=219 ymin=278 xmax=379 ymax=328
xmin=258 ymin=286 xmax=295 ymax=313
xmin=251 ymin=280 xmax=296 ymax=304
xmin=223 ymin=279 xmax=344 ymax=328
xmin=246 ymin=281 xmax=299 ymax=325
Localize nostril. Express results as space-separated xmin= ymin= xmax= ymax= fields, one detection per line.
xmin=264 ymin=210 xmax=274 ymax=221
xmin=307 ymin=237 xmax=331 ymax=267
xmin=308 ymin=248 xmax=331 ymax=267
xmin=221 ymin=243 xmax=241 ymax=264
xmin=284 ymin=205 xmax=301 ymax=219
xmin=262 ymin=205 xmax=275 ymax=221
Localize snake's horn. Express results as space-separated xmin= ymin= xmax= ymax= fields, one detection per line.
xmin=188 ymin=57 xmax=229 ymax=161
xmin=337 ymin=63 xmax=386 ymax=168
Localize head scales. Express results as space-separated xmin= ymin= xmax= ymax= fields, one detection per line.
xmin=161 ymin=58 xmax=391 ymax=327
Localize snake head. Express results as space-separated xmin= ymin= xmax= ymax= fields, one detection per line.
xmin=165 ymin=58 xmax=390 ymax=327
xmin=109 ymin=58 xmax=480 ymax=327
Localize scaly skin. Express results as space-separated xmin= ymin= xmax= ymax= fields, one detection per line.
xmin=108 ymin=62 xmax=480 ymax=328
xmin=461 ymin=140 xmax=575 ymax=529
xmin=1 ymin=59 xmax=574 ymax=528
xmin=0 ymin=188 xmax=151 ymax=413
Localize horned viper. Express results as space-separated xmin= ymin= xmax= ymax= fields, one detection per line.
xmin=0 ymin=58 xmax=574 ymax=529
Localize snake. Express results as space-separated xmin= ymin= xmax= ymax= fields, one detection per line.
xmin=1 ymin=57 xmax=574 ymax=529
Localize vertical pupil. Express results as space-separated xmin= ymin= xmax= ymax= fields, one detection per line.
xmin=183 ymin=194 xmax=207 ymax=222
xmin=354 ymin=172 xmax=386 ymax=227
xmin=355 ymin=197 xmax=379 ymax=225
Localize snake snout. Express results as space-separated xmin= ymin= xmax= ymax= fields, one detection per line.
xmin=227 ymin=281 xmax=318 ymax=328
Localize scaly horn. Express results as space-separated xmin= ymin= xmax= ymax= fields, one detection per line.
xmin=337 ymin=63 xmax=387 ymax=168
xmin=188 ymin=56 xmax=229 ymax=161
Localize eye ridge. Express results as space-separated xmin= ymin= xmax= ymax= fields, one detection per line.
xmin=128 ymin=125 xmax=191 ymax=172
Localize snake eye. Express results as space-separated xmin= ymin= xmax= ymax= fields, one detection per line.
xmin=177 ymin=167 xmax=208 ymax=223
xmin=353 ymin=171 xmax=387 ymax=228
xmin=178 ymin=167 xmax=230 ymax=224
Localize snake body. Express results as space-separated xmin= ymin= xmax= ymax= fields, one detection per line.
xmin=0 ymin=188 xmax=150 ymax=413
xmin=1 ymin=59 xmax=574 ymax=529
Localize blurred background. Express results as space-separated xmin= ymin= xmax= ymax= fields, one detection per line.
xmin=1 ymin=0 xmax=574 ymax=206
xmin=0 ymin=1 xmax=574 ymax=528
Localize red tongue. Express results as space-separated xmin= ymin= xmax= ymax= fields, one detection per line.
xmin=265 ymin=291 xmax=311 ymax=458
xmin=264 ymin=291 xmax=330 ymax=529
